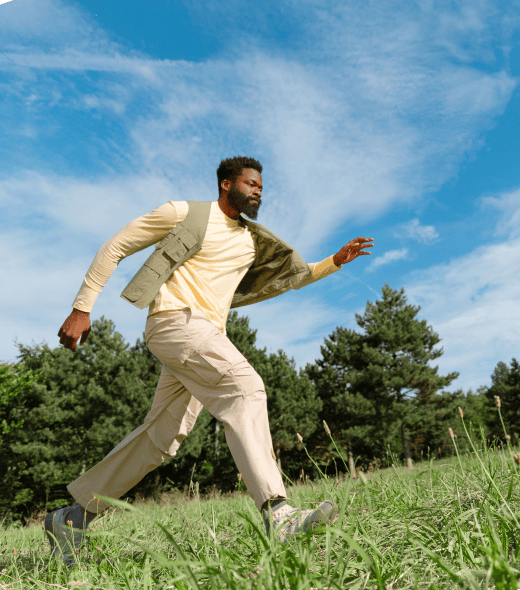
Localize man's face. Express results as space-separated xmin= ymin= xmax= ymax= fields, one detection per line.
xmin=226 ymin=168 xmax=263 ymax=220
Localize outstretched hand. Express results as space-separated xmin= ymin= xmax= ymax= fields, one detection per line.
xmin=333 ymin=237 xmax=374 ymax=266
xmin=57 ymin=308 xmax=91 ymax=352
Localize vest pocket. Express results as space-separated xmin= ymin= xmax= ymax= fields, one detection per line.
xmin=162 ymin=229 xmax=197 ymax=265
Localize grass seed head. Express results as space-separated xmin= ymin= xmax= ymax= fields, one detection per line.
xmin=494 ymin=395 xmax=501 ymax=408
xmin=514 ymin=454 xmax=520 ymax=465
xmin=449 ymin=427 xmax=455 ymax=439
xmin=458 ymin=406 xmax=464 ymax=418
xmin=323 ymin=421 xmax=331 ymax=436
xmin=296 ymin=433 xmax=303 ymax=443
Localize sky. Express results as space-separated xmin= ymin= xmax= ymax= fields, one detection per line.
xmin=1 ymin=0 xmax=520 ymax=396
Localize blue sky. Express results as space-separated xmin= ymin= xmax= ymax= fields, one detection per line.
xmin=1 ymin=0 xmax=520 ymax=396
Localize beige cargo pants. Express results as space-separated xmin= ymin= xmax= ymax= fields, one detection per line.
xmin=67 ymin=308 xmax=286 ymax=513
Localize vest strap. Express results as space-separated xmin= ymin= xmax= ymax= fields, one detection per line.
xmin=120 ymin=201 xmax=212 ymax=309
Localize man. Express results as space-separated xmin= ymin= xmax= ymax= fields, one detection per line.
xmin=46 ymin=156 xmax=374 ymax=565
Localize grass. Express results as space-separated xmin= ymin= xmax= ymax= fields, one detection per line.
xmin=1 ymin=415 xmax=520 ymax=589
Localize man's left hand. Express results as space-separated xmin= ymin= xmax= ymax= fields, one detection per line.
xmin=333 ymin=237 xmax=374 ymax=266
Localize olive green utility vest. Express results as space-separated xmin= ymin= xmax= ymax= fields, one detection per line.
xmin=121 ymin=200 xmax=312 ymax=310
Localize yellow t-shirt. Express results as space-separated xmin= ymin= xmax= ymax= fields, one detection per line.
xmin=72 ymin=200 xmax=342 ymax=334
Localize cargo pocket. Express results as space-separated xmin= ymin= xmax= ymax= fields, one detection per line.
xmin=184 ymin=333 xmax=245 ymax=387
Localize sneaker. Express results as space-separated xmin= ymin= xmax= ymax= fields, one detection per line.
xmin=44 ymin=506 xmax=87 ymax=567
xmin=263 ymin=500 xmax=339 ymax=544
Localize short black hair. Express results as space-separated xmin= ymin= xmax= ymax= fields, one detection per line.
xmin=216 ymin=156 xmax=263 ymax=196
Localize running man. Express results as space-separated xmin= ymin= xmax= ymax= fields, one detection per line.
xmin=46 ymin=156 xmax=374 ymax=565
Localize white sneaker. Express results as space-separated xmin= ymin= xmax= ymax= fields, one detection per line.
xmin=44 ymin=506 xmax=87 ymax=567
xmin=263 ymin=500 xmax=339 ymax=544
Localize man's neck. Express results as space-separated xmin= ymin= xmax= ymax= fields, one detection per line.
xmin=218 ymin=196 xmax=240 ymax=220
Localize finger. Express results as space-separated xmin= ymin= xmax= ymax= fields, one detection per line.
xmin=79 ymin=330 xmax=90 ymax=345
xmin=59 ymin=333 xmax=71 ymax=346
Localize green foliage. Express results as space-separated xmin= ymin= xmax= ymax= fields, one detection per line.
xmin=0 ymin=363 xmax=41 ymax=441
xmin=408 ymin=385 xmax=489 ymax=459
xmin=305 ymin=284 xmax=459 ymax=470
xmin=485 ymin=358 xmax=520 ymax=441
xmin=2 ymin=413 xmax=520 ymax=589
xmin=0 ymin=317 xmax=157 ymax=519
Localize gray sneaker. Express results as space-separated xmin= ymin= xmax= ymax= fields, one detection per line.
xmin=263 ymin=500 xmax=339 ymax=544
xmin=45 ymin=506 xmax=87 ymax=567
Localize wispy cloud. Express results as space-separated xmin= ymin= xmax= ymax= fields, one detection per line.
xmin=394 ymin=219 xmax=439 ymax=243
xmin=480 ymin=187 xmax=520 ymax=240
xmin=366 ymin=249 xmax=410 ymax=273
xmin=1 ymin=0 xmax=517 ymax=254
xmin=404 ymin=237 xmax=520 ymax=393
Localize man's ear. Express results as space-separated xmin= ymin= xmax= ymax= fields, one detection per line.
xmin=221 ymin=178 xmax=231 ymax=194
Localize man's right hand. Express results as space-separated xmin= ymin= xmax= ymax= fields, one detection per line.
xmin=57 ymin=308 xmax=91 ymax=352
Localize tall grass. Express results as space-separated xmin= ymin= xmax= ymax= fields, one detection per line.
xmin=1 ymin=404 xmax=520 ymax=589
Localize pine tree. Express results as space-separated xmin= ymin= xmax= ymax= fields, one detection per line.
xmin=485 ymin=358 xmax=520 ymax=441
xmin=408 ymin=385 xmax=488 ymax=460
xmin=306 ymin=284 xmax=458 ymax=471
xmin=0 ymin=362 xmax=40 ymax=445
xmin=304 ymin=327 xmax=384 ymax=476
xmin=1 ymin=318 xmax=153 ymax=518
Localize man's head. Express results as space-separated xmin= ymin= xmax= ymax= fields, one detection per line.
xmin=216 ymin=156 xmax=263 ymax=220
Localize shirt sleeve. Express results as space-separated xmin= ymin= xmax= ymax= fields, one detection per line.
xmin=292 ymin=255 xmax=342 ymax=291
xmin=72 ymin=201 xmax=185 ymax=312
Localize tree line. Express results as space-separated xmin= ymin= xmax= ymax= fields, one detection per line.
xmin=1 ymin=284 xmax=518 ymax=522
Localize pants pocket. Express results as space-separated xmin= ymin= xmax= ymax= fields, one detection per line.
xmin=184 ymin=333 xmax=245 ymax=387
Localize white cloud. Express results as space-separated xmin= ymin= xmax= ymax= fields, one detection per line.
xmin=366 ymin=249 xmax=409 ymax=273
xmin=0 ymin=0 xmax=516 ymax=259
xmin=404 ymin=235 xmax=520 ymax=393
xmin=480 ymin=187 xmax=520 ymax=240
xmin=0 ymin=172 xmax=182 ymax=240
xmin=395 ymin=219 xmax=439 ymax=243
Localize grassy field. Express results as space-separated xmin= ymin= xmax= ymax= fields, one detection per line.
xmin=1 ymin=417 xmax=520 ymax=589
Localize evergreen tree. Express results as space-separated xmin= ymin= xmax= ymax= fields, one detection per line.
xmin=261 ymin=349 xmax=322 ymax=476
xmin=306 ymin=284 xmax=458 ymax=470
xmin=0 ymin=362 xmax=43 ymax=511
xmin=408 ymin=385 xmax=488 ymax=460
xmin=1 ymin=318 xmax=153 ymax=518
xmin=0 ymin=362 xmax=40 ymax=445
xmin=485 ymin=358 xmax=520 ymax=441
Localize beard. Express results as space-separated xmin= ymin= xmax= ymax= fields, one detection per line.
xmin=227 ymin=185 xmax=261 ymax=220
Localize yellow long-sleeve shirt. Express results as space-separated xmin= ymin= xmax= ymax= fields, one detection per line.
xmin=73 ymin=200 xmax=342 ymax=335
